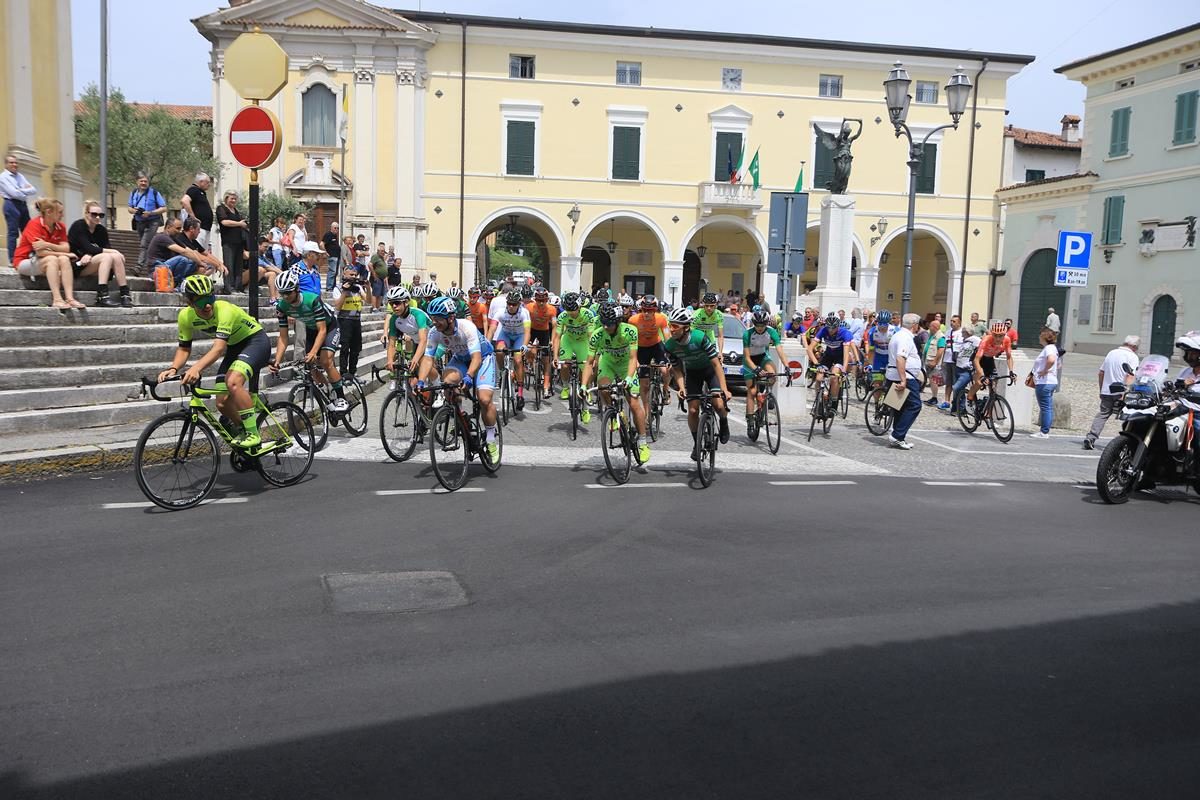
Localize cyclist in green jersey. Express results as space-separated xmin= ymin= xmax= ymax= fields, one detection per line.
xmin=384 ymin=285 xmax=433 ymax=379
xmin=663 ymin=307 xmax=731 ymax=447
xmin=692 ymin=292 xmax=726 ymax=352
xmin=157 ymin=274 xmax=272 ymax=449
xmin=269 ymin=271 xmax=349 ymax=411
xmin=582 ymin=303 xmax=650 ymax=464
xmin=551 ymin=292 xmax=594 ymax=423
xmin=743 ymin=307 xmax=789 ymax=420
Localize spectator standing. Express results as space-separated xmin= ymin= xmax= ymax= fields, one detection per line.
xmin=269 ymin=216 xmax=288 ymax=268
xmin=215 ymin=191 xmax=248 ymax=292
xmin=387 ymin=253 xmax=403 ymax=289
xmin=333 ymin=262 xmax=366 ymax=376
xmin=921 ymin=320 xmax=946 ymax=405
xmin=1083 ymin=336 xmax=1140 ymax=450
xmin=369 ymin=242 xmax=388 ymax=300
xmin=1045 ymin=307 xmax=1061 ymax=335
xmin=969 ymin=312 xmax=987 ymax=338
xmin=886 ymin=313 xmax=925 ymax=449
xmin=1004 ymin=318 xmax=1019 ymax=347
xmin=322 ymin=222 xmax=341 ymax=291
xmin=939 ymin=315 xmax=961 ymax=409
xmin=1030 ymin=328 xmax=1059 ymax=439
xmin=127 ymin=173 xmax=166 ymax=269
xmin=353 ymin=234 xmax=369 ymax=269
xmin=2 ymin=153 xmax=38 ymax=264
xmin=13 ymin=197 xmax=79 ymax=310
xmin=286 ymin=213 xmax=308 ymax=266
xmin=67 ymin=199 xmax=132 ymax=307
xmin=846 ymin=307 xmax=865 ymax=339
xmin=180 ymin=174 xmax=214 ymax=250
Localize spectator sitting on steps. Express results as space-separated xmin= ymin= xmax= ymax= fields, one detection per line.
xmin=253 ymin=235 xmax=283 ymax=301
xmin=13 ymin=197 xmax=81 ymax=310
xmin=67 ymin=199 xmax=133 ymax=307
xmin=147 ymin=216 xmax=227 ymax=289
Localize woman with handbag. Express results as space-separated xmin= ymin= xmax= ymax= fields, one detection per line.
xmin=1030 ymin=328 xmax=1059 ymax=439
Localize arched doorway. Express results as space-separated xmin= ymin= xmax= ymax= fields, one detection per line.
xmin=469 ymin=208 xmax=566 ymax=291
xmin=582 ymin=246 xmax=611 ymax=294
xmin=875 ymin=229 xmax=953 ymax=316
xmin=682 ymin=250 xmax=702 ymax=307
xmin=1150 ymin=295 xmax=1177 ymax=357
xmin=577 ymin=213 xmax=669 ymax=299
xmin=1017 ymin=249 xmax=1067 ymax=348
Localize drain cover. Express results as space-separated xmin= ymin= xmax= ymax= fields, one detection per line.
xmin=322 ymin=571 xmax=468 ymax=614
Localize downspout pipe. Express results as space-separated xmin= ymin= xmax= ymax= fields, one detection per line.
xmin=458 ymin=21 xmax=468 ymax=283
xmin=956 ymin=57 xmax=988 ymax=323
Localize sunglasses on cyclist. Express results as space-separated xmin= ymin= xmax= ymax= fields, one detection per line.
xmin=192 ymin=295 xmax=215 ymax=309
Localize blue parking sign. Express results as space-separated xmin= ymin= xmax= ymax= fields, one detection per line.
xmin=1057 ymin=230 xmax=1092 ymax=269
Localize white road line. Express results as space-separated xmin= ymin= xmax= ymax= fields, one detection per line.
xmin=769 ymin=480 xmax=858 ymax=486
xmin=584 ymin=482 xmax=688 ymax=489
xmin=375 ymin=487 xmax=485 ymax=495
xmin=907 ymin=435 xmax=1100 ymax=459
xmin=923 ymin=481 xmax=1005 ymax=487
xmin=103 ymin=498 xmax=249 ymax=509
xmin=723 ymin=414 xmax=831 ymax=457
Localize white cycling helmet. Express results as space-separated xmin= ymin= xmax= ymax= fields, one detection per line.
xmin=386 ymin=285 xmax=410 ymax=303
xmin=275 ymin=271 xmax=299 ymax=293
xmin=1176 ymin=331 xmax=1200 ymax=352
xmin=668 ymin=307 xmax=694 ymax=325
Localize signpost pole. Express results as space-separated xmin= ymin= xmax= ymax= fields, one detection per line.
xmin=779 ymin=195 xmax=794 ymax=320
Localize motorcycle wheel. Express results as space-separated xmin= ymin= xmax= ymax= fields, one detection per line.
xmin=1096 ymin=436 xmax=1139 ymax=505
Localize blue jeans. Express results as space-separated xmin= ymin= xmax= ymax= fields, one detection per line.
xmin=4 ymin=198 xmax=31 ymax=263
xmin=158 ymin=255 xmax=197 ymax=286
xmin=892 ymin=376 xmax=923 ymax=441
xmin=1035 ymin=383 xmax=1055 ymax=434
xmin=951 ymin=367 xmax=974 ymax=410
xmin=325 ymin=256 xmax=340 ymax=291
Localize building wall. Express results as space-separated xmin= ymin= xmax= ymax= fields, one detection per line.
xmin=1011 ymin=145 xmax=1081 ymax=184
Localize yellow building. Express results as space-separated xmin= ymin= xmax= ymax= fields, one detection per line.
xmin=195 ymin=0 xmax=1032 ymax=315
xmin=0 ymin=0 xmax=85 ymax=267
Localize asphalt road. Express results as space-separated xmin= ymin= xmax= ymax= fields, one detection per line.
xmin=2 ymin=438 xmax=1199 ymax=798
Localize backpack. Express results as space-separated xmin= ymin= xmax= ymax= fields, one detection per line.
xmin=153 ymin=264 xmax=175 ymax=293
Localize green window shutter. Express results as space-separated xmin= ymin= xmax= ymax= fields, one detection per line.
xmin=506 ymin=120 xmax=535 ymax=175
xmin=916 ymin=143 xmax=937 ymax=194
xmin=1174 ymin=91 xmax=1198 ymax=145
xmin=612 ymin=126 xmax=641 ymax=180
xmin=714 ymin=132 xmax=741 ymax=181
xmin=1103 ymin=196 xmax=1125 ymax=245
xmin=813 ymin=135 xmax=835 ymax=189
xmin=1109 ymin=107 xmax=1131 ymax=156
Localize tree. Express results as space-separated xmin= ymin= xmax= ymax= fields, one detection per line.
xmin=75 ymin=84 xmax=221 ymax=204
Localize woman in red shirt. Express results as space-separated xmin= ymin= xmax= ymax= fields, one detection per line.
xmin=13 ymin=197 xmax=81 ymax=310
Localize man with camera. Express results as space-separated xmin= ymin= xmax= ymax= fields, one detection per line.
xmin=127 ymin=173 xmax=167 ymax=269
xmin=334 ymin=261 xmax=368 ymax=376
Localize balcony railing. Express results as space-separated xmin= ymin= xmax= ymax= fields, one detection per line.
xmin=699 ymin=181 xmax=763 ymax=216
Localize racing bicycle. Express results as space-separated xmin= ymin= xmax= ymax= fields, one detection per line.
xmin=957 ymin=372 xmax=1017 ymax=443
xmin=284 ymin=359 xmax=367 ymax=451
xmin=591 ymin=378 xmax=645 ymax=485
xmin=746 ymin=367 xmax=789 ymax=454
xmin=427 ymin=380 xmax=502 ymax=491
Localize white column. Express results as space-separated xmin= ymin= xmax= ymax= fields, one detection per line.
xmin=51 ymin=0 xmax=82 ymax=213
xmin=662 ymin=260 xmax=683 ymax=306
xmin=351 ymin=65 xmax=376 ymax=220
xmin=461 ymin=253 xmax=476 ymax=289
xmin=946 ymin=269 xmax=963 ymax=324
xmin=857 ymin=264 xmax=880 ymax=310
xmin=560 ymin=256 xmax=582 ymax=294
xmin=394 ymin=75 xmax=414 ymax=218
xmin=5 ymin=0 xmax=47 ymax=181
xmin=811 ymin=194 xmax=860 ymax=313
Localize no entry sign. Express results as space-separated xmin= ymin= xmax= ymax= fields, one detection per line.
xmin=229 ymin=106 xmax=282 ymax=170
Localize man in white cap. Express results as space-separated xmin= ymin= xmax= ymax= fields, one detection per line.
xmin=1083 ymin=335 xmax=1139 ymax=450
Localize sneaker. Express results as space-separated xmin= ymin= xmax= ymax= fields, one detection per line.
xmin=433 ymin=394 xmax=445 ymax=409
xmin=937 ymin=402 xmax=951 ymax=410
xmin=637 ymin=443 xmax=651 ymax=464
xmin=923 ymin=398 xmax=938 ymax=406
xmin=610 ymin=416 xmax=620 ymax=432
xmin=888 ymin=435 xmax=913 ymax=450
xmin=1082 ymin=438 xmax=1095 ymax=451
xmin=718 ymin=417 xmax=730 ymax=444
xmin=1029 ymin=431 xmax=1050 ymax=439
xmin=560 ymin=386 xmax=569 ymax=400
xmin=485 ymin=441 xmax=500 ymax=463
xmin=515 ymin=395 xmax=525 ymax=411
xmin=232 ymin=432 xmax=261 ymax=450
xmin=580 ymin=408 xmax=592 ymax=425
xmin=329 ymin=398 xmax=350 ymax=413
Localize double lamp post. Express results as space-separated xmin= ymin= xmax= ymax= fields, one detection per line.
xmin=883 ymin=62 xmax=972 ymax=317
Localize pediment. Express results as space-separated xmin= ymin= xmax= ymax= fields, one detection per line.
xmin=708 ymin=104 xmax=753 ymax=124
xmin=194 ymin=0 xmax=430 ymax=35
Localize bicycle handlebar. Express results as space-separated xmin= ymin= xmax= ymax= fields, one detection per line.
xmin=141 ymin=375 xmax=225 ymax=402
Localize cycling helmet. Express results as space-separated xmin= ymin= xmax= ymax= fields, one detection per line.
xmin=561 ymin=292 xmax=580 ymax=311
xmin=702 ymin=292 xmax=718 ymax=305
xmin=468 ymin=285 xmax=481 ymax=296
xmin=533 ymin=285 xmax=548 ymax=300
xmin=990 ymin=321 xmax=1007 ymax=335
xmin=619 ymin=293 xmax=635 ymax=308
xmin=792 ymin=311 xmax=803 ymax=321
xmin=548 ymin=294 xmax=560 ymax=307
xmin=182 ymin=274 xmax=214 ymax=298
xmin=598 ymin=303 xmax=620 ymax=327
xmin=825 ymin=314 xmax=840 ymax=330
xmin=506 ymin=290 xmax=523 ymax=305
xmin=639 ymin=294 xmax=658 ymax=310
xmin=752 ymin=309 xmax=772 ymax=326
xmin=593 ymin=288 xmax=609 ymax=302
xmin=422 ymin=282 xmax=440 ymax=298
xmin=386 ymin=285 xmax=411 ymax=303
xmin=669 ymin=307 xmax=694 ymax=326
xmin=446 ymin=287 xmax=465 ymax=300
xmin=1176 ymin=331 xmax=1200 ymax=352
xmin=274 ymin=271 xmax=299 ymax=294
xmin=520 ymin=285 xmax=534 ymax=300
xmin=876 ymin=310 xmax=893 ymax=325
xmin=579 ymin=294 xmax=593 ymax=308
xmin=427 ymin=296 xmax=457 ymax=318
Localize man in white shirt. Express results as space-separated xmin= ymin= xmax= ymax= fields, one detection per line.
xmin=1083 ymin=335 xmax=1140 ymax=450
xmin=885 ymin=312 xmax=924 ymax=450
xmin=2 ymin=153 xmax=37 ymax=264
xmin=1045 ymin=307 xmax=1061 ymax=335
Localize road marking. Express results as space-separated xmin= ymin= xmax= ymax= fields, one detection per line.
xmin=769 ymin=480 xmax=857 ymax=486
xmin=923 ymin=481 xmax=1005 ymax=487
xmin=1073 ymin=484 xmax=1095 ymax=490
xmin=103 ymin=498 xmax=249 ymax=509
xmin=907 ymin=435 xmax=1100 ymax=459
xmin=375 ymin=487 xmax=485 ymax=495
xmin=724 ymin=413 xmax=832 ymax=457
xmin=584 ymin=482 xmax=688 ymax=489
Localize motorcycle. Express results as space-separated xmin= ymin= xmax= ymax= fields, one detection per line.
xmin=1096 ymin=354 xmax=1200 ymax=504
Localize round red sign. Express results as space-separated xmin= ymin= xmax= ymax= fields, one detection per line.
xmin=229 ymin=106 xmax=282 ymax=170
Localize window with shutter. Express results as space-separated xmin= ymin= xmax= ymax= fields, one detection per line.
xmin=1174 ymin=91 xmax=1198 ymax=145
xmin=1109 ymin=107 xmax=1131 ymax=156
xmin=1102 ymin=196 xmax=1125 ymax=245
xmin=612 ymin=126 xmax=641 ymax=180
xmin=714 ymin=131 xmax=742 ymax=181
xmin=506 ymin=120 xmax=535 ymax=176
xmin=812 ymin=133 xmax=834 ymax=190
xmin=916 ymin=143 xmax=937 ymax=194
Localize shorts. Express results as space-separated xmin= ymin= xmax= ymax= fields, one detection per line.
xmin=447 ymin=352 xmax=496 ymax=391
xmin=494 ymin=330 xmax=526 ymax=351
xmin=16 ymin=257 xmax=38 ymax=277
xmin=529 ymin=328 xmax=552 ymax=350
xmin=979 ymin=355 xmax=996 ymax=377
xmin=942 ymin=362 xmax=956 ymax=384
xmin=558 ymin=337 xmax=590 ymax=366
xmin=307 ymin=324 xmax=341 ymax=353
xmin=872 ymin=351 xmax=889 ymax=372
xmin=597 ymin=359 xmax=639 ymax=396
xmin=371 ymin=277 xmax=385 ymax=297
xmin=741 ymin=352 xmax=775 ymax=381
xmin=819 ymin=348 xmax=844 ymax=370
xmin=684 ymin=365 xmax=719 ymax=397
xmin=216 ymin=330 xmax=271 ymax=382
xmin=637 ymin=343 xmax=667 ymax=366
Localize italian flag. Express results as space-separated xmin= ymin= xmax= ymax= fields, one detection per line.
xmin=734 ymin=147 xmax=761 ymax=189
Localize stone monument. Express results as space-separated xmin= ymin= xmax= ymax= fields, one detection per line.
xmin=809 ymin=120 xmax=863 ymax=313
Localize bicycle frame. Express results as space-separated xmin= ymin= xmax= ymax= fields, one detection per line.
xmin=141 ymin=377 xmax=293 ymax=455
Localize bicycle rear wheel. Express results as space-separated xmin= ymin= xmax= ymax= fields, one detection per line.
xmin=256 ymin=401 xmax=315 ymax=487
xmin=134 ymin=412 xmax=219 ymax=510
xmin=864 ymin=388 xmax=891 ymax=436
xmin=429 ymin=406 xmax=469 ymax=491
xmin=697 ymin=411 xmax=717 ymax=487
xmin=765 ymin=394 xmax=782 ymax=454
xmin=340 ymin=375 xmax=368 ymax=436
xmin=289 ymin=383 xmax=328 ymax=451
xmin=379 ymin=389 xmax=421 ymax=462
xmin=989 ymin=394 xmax=1015 ymax=443
xmin=600 ymin=406 xmax=631 ymax=484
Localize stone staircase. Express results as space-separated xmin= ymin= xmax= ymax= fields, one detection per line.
xmin=0 ymin=270 xmax=390 ymax=471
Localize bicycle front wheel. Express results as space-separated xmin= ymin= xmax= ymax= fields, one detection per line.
xmin=647 ymin=382 xmax=662 ymax=442
xmin=697 ymin=411 xmax=717 ymax=487
xmin=600 ymin=407 xmax=631 ymax=484
xmin=990 ymin=394 xmax=1015 ymax=443
xmin=839 ymin=382 xmax=850 ymax=418
xmin=380 ymin=389 xmax=421 ymax=462
xmin=134 ymin=412 xmax=220 ymax=510
xmin=499 ymin=369 xmax=512 ymax=426
xmin=429 ymin=406 xmax=469 ymax=491
xmin=568 ymin=381 xmax=580 ymax=441
xmin=864 ymin=388 xmax=891 ymax=436
xmin=289 ymin=383 xmax=328 ymax=451
xmin=854 ymin=374 xmax=870 ymax=402
xmin=340 ymin=375 xmax=368 ymax=436
xmin=765 ymin=394 xmax=782 ymax=455
xmin=256 ymin=401 xmax=315 ymax=487
xmin=957 ymin=394 xmax=982 ymax=433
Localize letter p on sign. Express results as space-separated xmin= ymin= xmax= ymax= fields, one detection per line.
xmin=1056 ymin=230 xmax=1092 ymax=270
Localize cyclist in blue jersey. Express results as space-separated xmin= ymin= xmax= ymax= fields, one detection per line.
xmin=805 ymin=313 xmax=856 ymax=402
xmin=866 ymin=309 xmax=898 ymax=375
xmin=426 ymin=296 xmax=500 ymax=461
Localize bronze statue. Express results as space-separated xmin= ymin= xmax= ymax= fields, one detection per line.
xmin=813 ymin=119 xmax=863 ymax=194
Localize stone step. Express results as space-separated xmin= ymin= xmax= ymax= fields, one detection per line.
xmin=0 ymin=272 xmax=157 ymax=292
xmin=0 ymin=316 xmax=383 ymax=346
xmin=0 ymin=289 xmax=188 ymax=307
xmin=0 ymin=340 xmax=222 ymax=369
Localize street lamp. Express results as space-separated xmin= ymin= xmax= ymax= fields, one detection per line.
xmin=870 ymin=217 xmax=888 ymax=246
xmin=884 ymin=62 xmax=972 ymax=316
xmin=567 ymin=203 xmax=581 ymax=234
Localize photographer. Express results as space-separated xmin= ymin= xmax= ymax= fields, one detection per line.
xmin=127 ymin=173 xmax=166 ymax=270
xmin=334 ymin=262 xmax=367 ymax=376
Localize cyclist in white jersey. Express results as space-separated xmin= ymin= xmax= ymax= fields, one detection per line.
xmin=425 ymin=297 xmax=500 ymax=461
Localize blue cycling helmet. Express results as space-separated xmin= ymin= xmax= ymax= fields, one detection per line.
xmin=427 ymin=296 xmax=457 ymax=318
xmin=877 ymin=310 xmax=892 ymax=325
